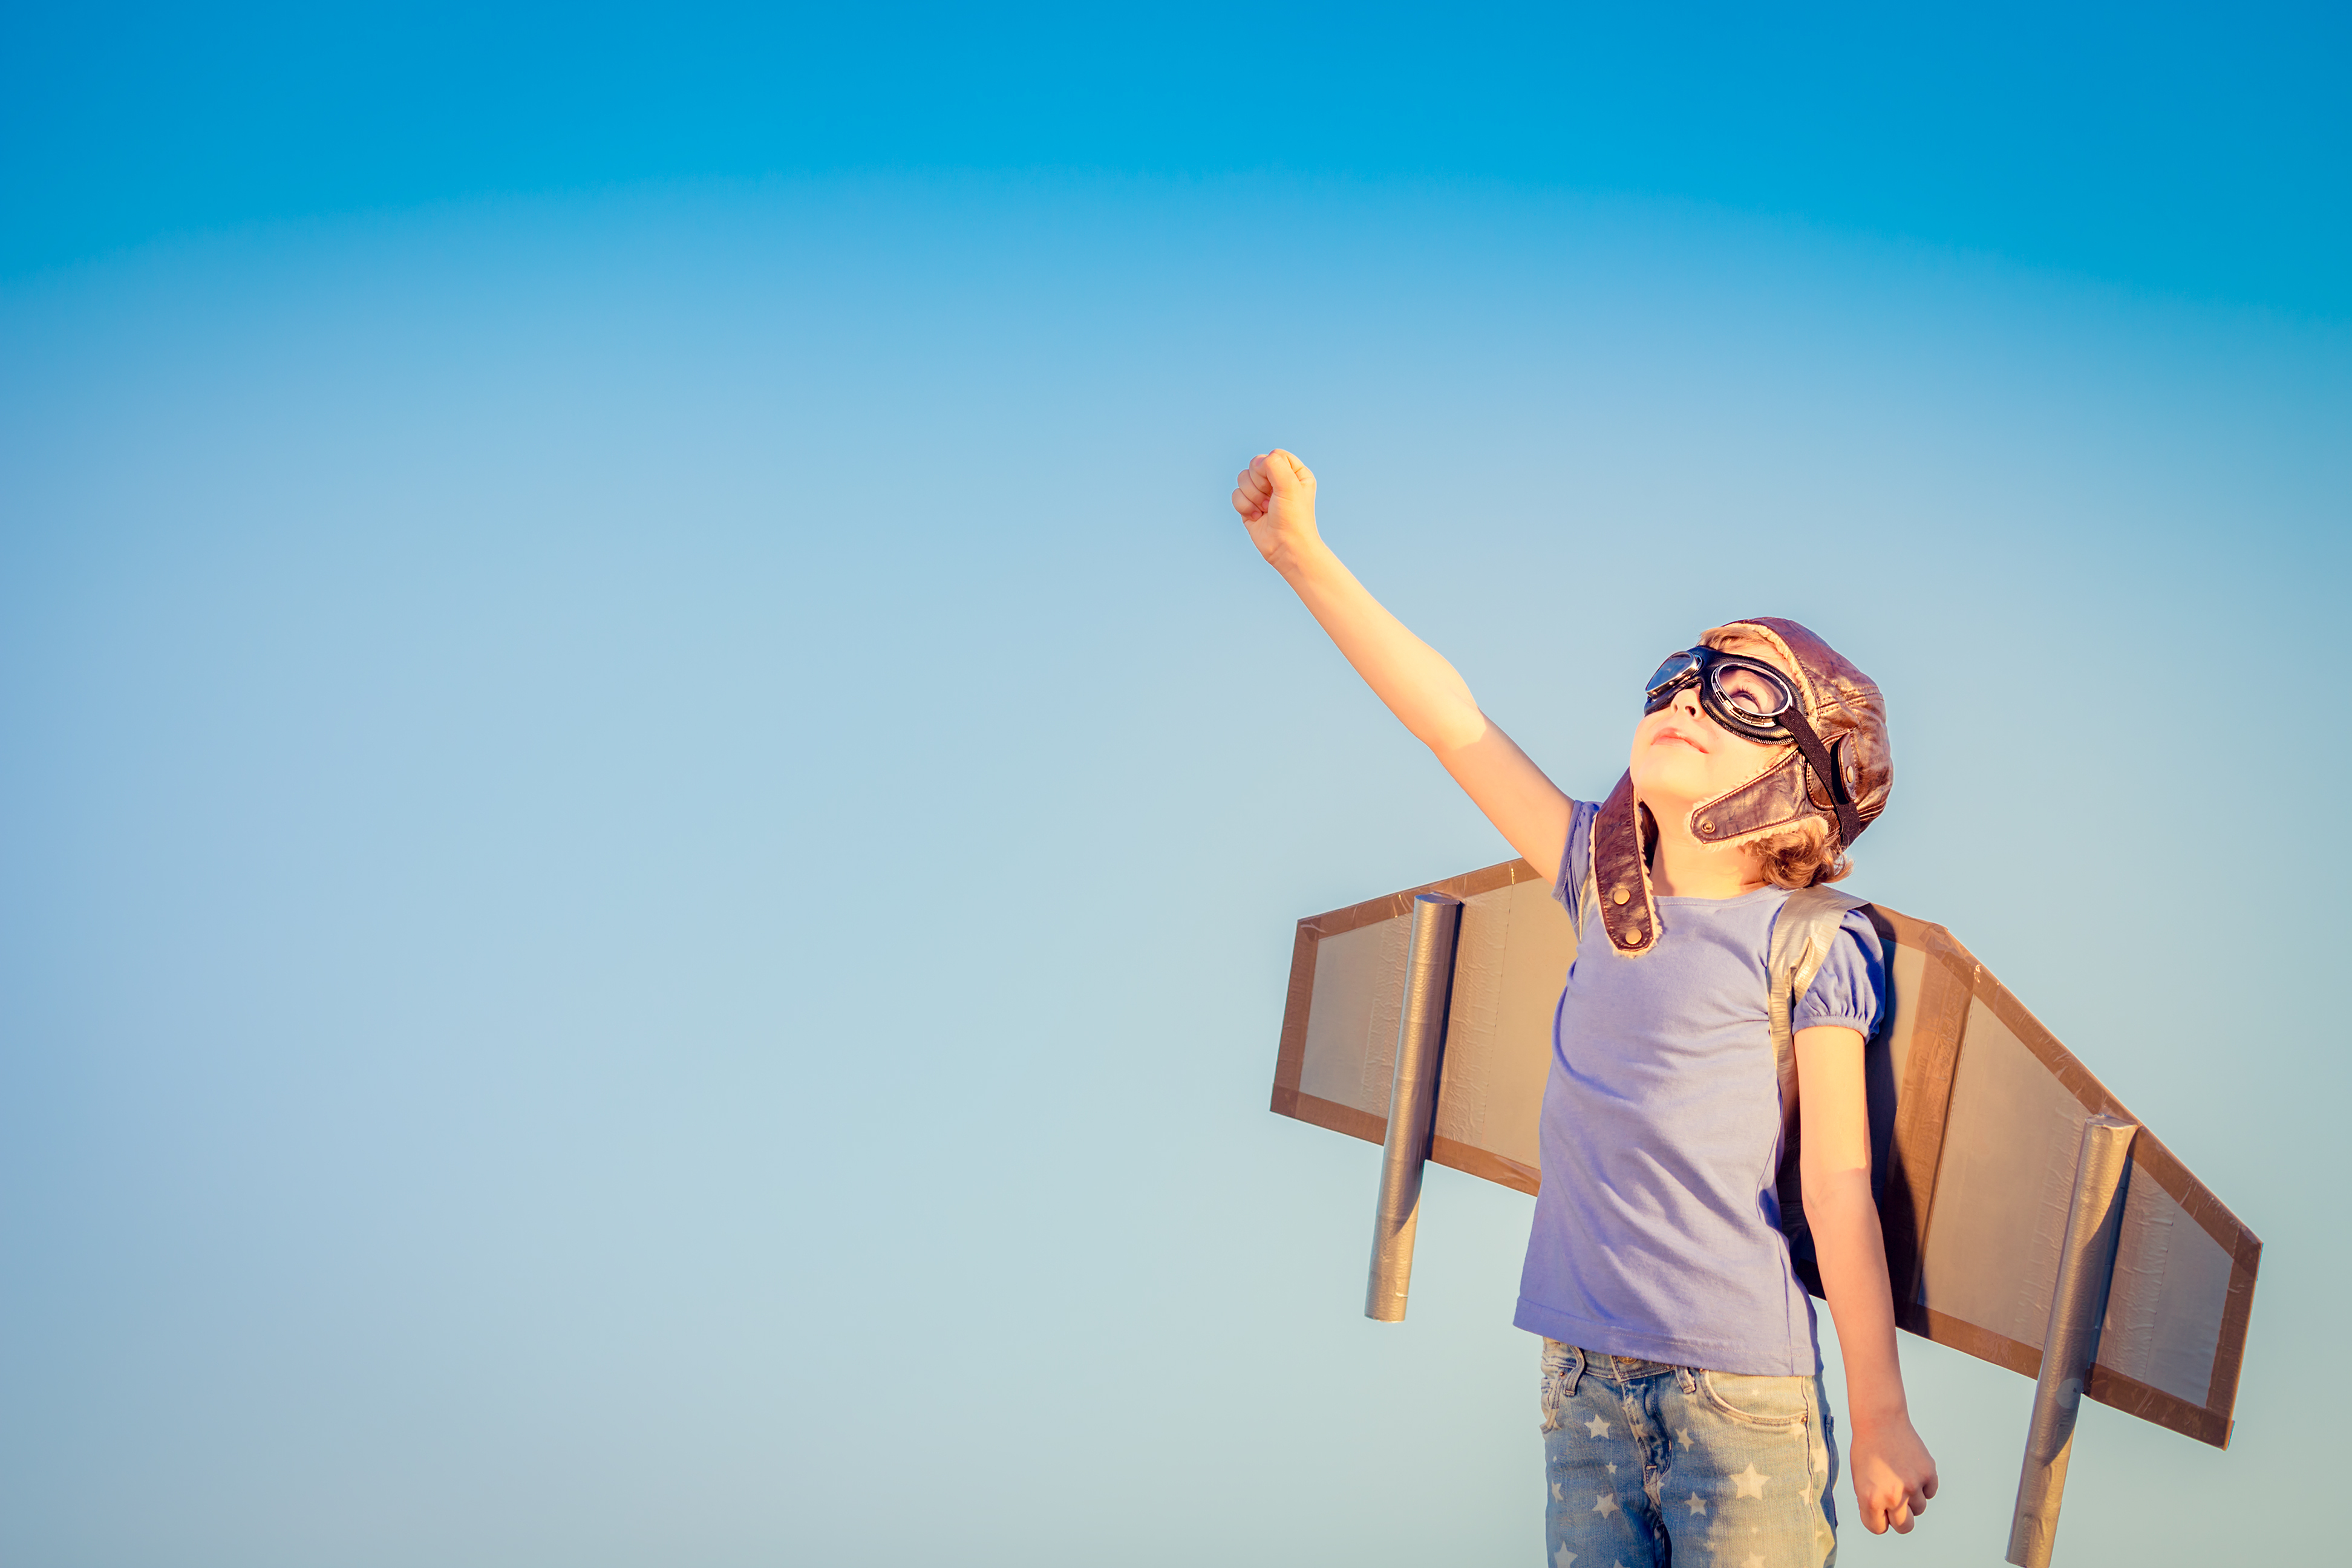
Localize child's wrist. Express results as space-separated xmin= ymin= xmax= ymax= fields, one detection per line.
xmin=1271 ymin=526 xmax=1331 ymax=580
xmin=1846 ymin=1398 xmax=1913 ymax=1434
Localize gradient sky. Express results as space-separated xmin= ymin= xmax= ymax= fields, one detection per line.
xmin=8 ymin=2 xmax=2350 ymax=313
xmin=2 ymin=9 xmax=2347 ymax=1568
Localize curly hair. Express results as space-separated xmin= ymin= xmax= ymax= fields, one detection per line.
xmin=1747 ymin=816 xmax=1852 ymax=890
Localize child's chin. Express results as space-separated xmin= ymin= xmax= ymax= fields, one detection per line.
xmin=1631 ymin=757 xmax=1711 ymax=803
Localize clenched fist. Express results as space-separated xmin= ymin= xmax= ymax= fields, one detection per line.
xmin=1232 ymin=449 xmax=1320 ymax=571
xmin=1851 ymin=1415 xmax=1939 ymax=1536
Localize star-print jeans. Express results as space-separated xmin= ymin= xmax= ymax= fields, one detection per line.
xmin=1540 ymin=1339 xmax=1838 ymax=1568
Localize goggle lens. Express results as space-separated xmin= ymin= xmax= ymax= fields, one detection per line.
xmin=1711 ymin=662 xmax=1793 ymax=720
xmin=1644 ymin=652 xmax=1699 ymax=702
xmin=1640 ymin=646 xmax=1797 ymax=734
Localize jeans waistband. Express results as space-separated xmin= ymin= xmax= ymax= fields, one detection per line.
xmin=1543 ymin=1339 xmax=1687 ymax=1382
xmin=1587 ymin=1352 xmax=1682 ymax=1381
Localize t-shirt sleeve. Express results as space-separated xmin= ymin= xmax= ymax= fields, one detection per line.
xmin=1794 ymin=908 xmax=1886 ymax=1037
xmin=1550 ymin=799 xmax=1601 ymax=910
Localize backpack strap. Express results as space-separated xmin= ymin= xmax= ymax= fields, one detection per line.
xmin=1562 ymin=801 xmax=1602 ymax=945
xmin=1767 ymin=885 xmax=1867 ymax=1253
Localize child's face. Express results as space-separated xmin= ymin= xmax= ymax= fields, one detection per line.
xmin=1627 ymin=636 xmax=1795 ymax=812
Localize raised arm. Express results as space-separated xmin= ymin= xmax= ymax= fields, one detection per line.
xmin=1796 ymin=1022 xmax=1941 ymax=1537
xmin=1233 ymin=449 xmax=1573 ymax=881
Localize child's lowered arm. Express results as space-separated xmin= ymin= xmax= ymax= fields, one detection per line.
xmin=1796 ymin=1022 xmax=1942 ymax=1538
xmin=1232 ymin=449 xmax=1575 ymax=881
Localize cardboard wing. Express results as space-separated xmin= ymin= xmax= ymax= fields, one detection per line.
xmin=1269 ymin=859 xmax=2259 ymax=1449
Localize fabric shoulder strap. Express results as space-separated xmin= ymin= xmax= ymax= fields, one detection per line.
xmin=1767 ymin=884 xmax=1867 ymax=1076
xmin=1563 ymin=802 xmax=1602 ymax=944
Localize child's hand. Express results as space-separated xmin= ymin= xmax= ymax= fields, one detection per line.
xmin=1232 ymin=449 xmax=1320 ymax=570
xmin=1850 ymin=1413 xmax=1939 ymax=1535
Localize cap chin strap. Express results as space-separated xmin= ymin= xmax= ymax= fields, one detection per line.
xmin=1779 ymin=708 xmax=1864 ymax=851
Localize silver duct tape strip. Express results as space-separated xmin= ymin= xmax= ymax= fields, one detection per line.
xmin=1365 ymin=893 xmax=1462 ymax=1323
xmin=2007 ymin=1115 xmax=2138 ymax=1568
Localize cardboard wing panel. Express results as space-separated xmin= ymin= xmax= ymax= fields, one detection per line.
xmin=1269 ymin=864 xmax=2260 ymax=1449
xmin=1270 ymin=860 xmax=1560 ymax=1192
xmin=1875 ymin=906 xmax=2259 ymax=1448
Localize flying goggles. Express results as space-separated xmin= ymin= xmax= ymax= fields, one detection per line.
xmin=1642 ymin=644 xmax=1864 ymax=847
xmin=1643 ymin=646 xmax=1800 ymax=741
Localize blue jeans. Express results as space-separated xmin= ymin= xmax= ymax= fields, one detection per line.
xmin=1540 ymin=1340 xmax=1838 ymax=1567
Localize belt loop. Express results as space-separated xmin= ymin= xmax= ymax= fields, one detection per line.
xmin=1565 ymin=1345 xmax=1586 ymax=1396
xmin=1676 ymin=1366 xmax=1697 ymax=1394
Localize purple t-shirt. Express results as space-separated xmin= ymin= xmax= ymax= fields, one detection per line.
xmin=1512 ymin=799 xmax=1884 ymax=1376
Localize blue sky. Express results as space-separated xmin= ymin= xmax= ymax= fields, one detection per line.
xmin=2 ymin=9 xmax=2347 ymax=1567
xmin=7 ymin=3 xmax=2348 ymax=313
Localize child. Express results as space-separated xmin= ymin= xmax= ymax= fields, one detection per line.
xmin=1232 ymin=449 xmax=1938 ymax=1565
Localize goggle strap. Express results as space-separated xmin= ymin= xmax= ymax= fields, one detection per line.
xmin=1782 ymin=708 xmax=1863 ymax=849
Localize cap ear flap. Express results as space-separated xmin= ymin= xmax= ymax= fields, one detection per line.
xmin=1689 ymin=749 xmax=1816 ymax=848
xmin=1592 ymin=772 xmax=1662 ymax=956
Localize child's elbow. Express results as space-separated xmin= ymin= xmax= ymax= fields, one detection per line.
xmin=1800 ymin=1165 xmax=1870 ymax=1229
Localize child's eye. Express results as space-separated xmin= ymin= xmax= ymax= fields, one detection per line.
xmin=1716 ymin=671 xmax=1785 ymax=714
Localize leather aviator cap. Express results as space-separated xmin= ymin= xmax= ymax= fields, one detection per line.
xmin=1593 ymin=616 xmax=1892 ymax=956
